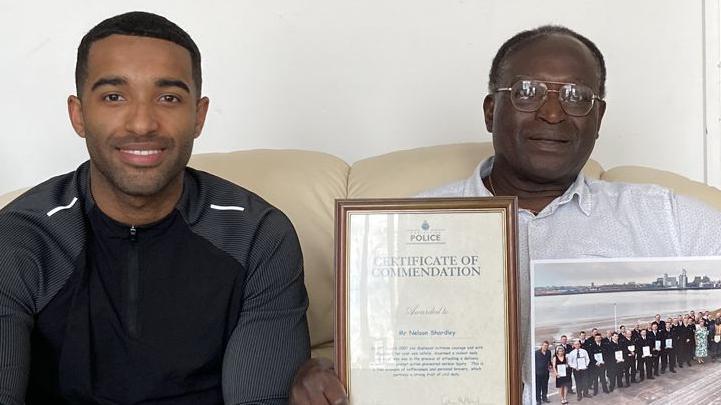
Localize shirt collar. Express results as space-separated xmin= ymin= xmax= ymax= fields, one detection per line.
xmin=466 ymin=156 xmax=593 ymax=217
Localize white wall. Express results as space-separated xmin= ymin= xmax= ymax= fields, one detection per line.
xmin=0 ymin=0 xmax=718 ymax=195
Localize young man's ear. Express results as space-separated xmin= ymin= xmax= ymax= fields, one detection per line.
xmin=68 ymin=95 xmax=86 ymax=138
xmin=483 ymin=94 xmax=495 ymax=133
xmin=193 ymin=96 xmax=210 ymax=139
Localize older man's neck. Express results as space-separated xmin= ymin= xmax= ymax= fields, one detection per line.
xmin=485 ymin=164 xmax=576 ymax=214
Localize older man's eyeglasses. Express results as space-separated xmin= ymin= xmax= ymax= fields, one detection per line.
xmin=495 ymin=80 xmax=602 ymax=117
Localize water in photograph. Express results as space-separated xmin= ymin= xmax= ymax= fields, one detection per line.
xmin=534 ymin=289 xmax=721 ymax=343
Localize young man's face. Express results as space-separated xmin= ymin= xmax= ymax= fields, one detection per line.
xmin=69 ymin=34 xmax=209 ymax=197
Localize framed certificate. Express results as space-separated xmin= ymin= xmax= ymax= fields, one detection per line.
xmin=557 ymin=364 xmax=567 ymax=377
xmin=593 ymin=353 xmax=603 ymax=364
xmin=665 ymin=338 xmax=672 ymax=348
xmin=335 ymin=198 xmax=519 ymax=404
xmin=642 ymin=346 xmax=651 ymax=357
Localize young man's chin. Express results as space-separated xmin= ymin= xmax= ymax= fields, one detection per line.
xmin=110 ymin=171 xmax=180 ymax=198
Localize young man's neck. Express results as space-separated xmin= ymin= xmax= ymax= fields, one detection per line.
xmin=89 ymin=167 xmax=183 ymax=226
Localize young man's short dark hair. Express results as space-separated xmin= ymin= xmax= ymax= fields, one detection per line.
xmin=75 ymin=11 xmax=202 ymax=96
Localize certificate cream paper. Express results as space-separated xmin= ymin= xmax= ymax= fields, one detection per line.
xmin=346 ymin=211 xmax=508 ymax=404
xmin=614 ymin=351 xmax=623 ymax=363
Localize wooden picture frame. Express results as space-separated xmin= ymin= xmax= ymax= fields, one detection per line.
xmin=335 ymin=197 xmax=520 ymax=404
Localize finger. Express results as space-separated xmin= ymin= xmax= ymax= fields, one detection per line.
xmin=305 ymin=387 xmax=333 ymax=405
xmin=289 ymin=385 xmax=311 ymax=405
xmin=330 ymin=396 xmax=349 ymax=405
xmin=322 ymin=377 xmax=348 ymax=405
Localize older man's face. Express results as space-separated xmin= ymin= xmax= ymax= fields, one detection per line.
xmin=484 ymin=34 xmax=605 ymax=184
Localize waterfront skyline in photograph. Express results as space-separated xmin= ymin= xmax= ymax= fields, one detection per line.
xmin=533 ymin=257 xmax=721 ymax=288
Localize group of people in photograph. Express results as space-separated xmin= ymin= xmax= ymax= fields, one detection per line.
xmin=534 ymin=310 xmax=721 ymax=404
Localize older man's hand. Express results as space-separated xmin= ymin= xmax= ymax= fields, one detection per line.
xmin=290 ymin=357 xmax=349 ymax=405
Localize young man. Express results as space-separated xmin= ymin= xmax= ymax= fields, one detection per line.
xmin=649 ymin=321 xmax=662 ymax=376
xmin=587 ymin=334 xmax=609 ymax=395
xmin=534 ymin=341 xmax=552 ymax=404
xmin=636 ymin=329 xmax=654 ymax=381
xmin=606 ymin=332 xmax=626 ymax=391
xmin=0 ymin=12 xmax=309 ymax=404
xmin=661 ymin=322 xmax=677 ymax=373
xmin=619 ymin=329 xmax=637 ymax=385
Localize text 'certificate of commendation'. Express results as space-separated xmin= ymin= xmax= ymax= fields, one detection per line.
xmin=335 ymin=198 xmax=520 ymax=405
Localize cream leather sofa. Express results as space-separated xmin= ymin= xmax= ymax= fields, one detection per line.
xmin=2 ymin=142 xmax=720 ymax=360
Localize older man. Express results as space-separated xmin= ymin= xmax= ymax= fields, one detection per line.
xmin=0 ymin=12 xmax=309 ymax=405
xmin=291 ymin=25 xmax=721 ymax=404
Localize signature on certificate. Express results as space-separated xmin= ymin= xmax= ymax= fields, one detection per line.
xmin=441 ymin=396 xmax=487 ymax=405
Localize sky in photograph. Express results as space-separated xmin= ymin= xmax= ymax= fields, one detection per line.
xmin=533 ymin=257 xmax=721 ymax=287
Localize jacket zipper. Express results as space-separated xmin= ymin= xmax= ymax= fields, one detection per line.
xmin=127 ymin=225 xmax=140 ymax=338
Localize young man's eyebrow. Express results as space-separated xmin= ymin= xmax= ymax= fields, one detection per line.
xmin=91 ymin=76 xmax=127 ymax=91
xmin=156 ymin=78 xmax=190 ymax=94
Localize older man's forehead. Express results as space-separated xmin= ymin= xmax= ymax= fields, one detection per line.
xmin=501 ymin=35 xmax=600 ymax=88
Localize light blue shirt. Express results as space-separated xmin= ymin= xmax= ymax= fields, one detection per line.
xmin=420 ymin=157 xmax=721 ymax=404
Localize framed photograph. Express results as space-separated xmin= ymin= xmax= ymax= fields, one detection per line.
xmin=531 ymin=256 xmax=721 ymax=404
xmin=335 ymin=198 xmax=520 ymax=404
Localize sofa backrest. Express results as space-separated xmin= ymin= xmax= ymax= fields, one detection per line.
xmin=189 ymin=150 xmax=349 ymax=351
xmin=348 ymin=142 xmax=604 ymax=198
xmin=1 ymin=143 xmax=720 ymax=358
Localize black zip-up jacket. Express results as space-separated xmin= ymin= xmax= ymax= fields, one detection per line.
xmin=0 ymin=162 xmax=310 ymax=404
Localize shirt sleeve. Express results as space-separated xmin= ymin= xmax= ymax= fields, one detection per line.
xmin=0 ymin=250 xmax=36 ymax=405
xmin=674 ymin=194 xmax=721 ymax=255
xmin=221 ymin=209 xmax=311 ymax=405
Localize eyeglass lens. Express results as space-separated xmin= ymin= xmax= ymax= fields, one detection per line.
xmin=510 ymin=80 xmax=595 ymax=116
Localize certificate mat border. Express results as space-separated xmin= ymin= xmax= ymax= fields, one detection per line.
xmin=334 ymin=197 xmax=520 ymax=404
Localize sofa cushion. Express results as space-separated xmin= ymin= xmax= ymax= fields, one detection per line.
xmin=0 ymin=188 xmax=27 ymax=208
